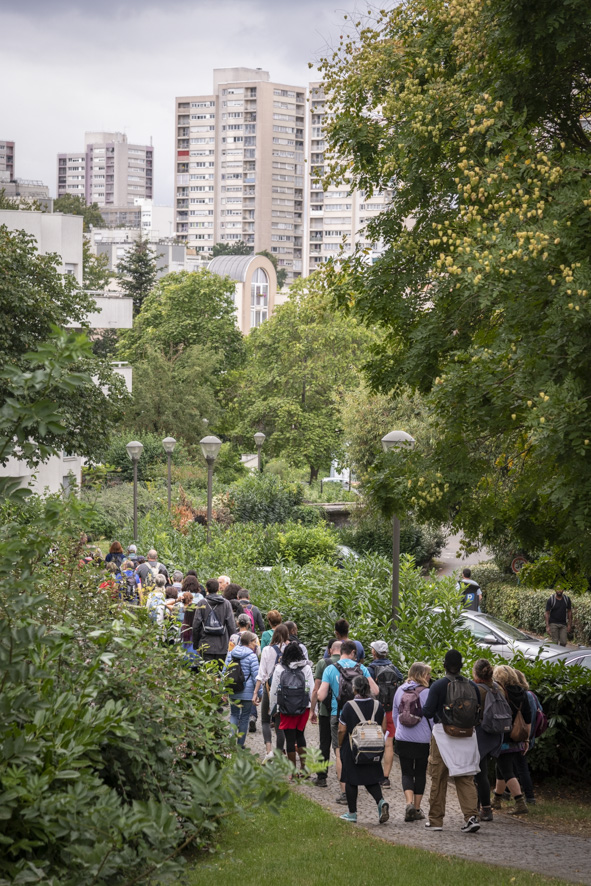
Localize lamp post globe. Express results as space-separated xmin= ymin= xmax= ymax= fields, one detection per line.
xmin=381 ymin=430 xmax=416 ymax=453
xmin=254 ymin=432 xmax=266 ymax=472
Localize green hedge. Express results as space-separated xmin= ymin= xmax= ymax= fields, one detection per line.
xmin=478 ymin=581 xmax=591 ymax=646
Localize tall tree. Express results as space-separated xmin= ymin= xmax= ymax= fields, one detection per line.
xmin=117 ymin=238 xmax=159 ymax=317
xmin=228 ymin=274 xmax=375 ymax=481
xmin=117 ymin=269 xmax=245 ymax=389
xmin=319 ymin=0 xmax=591 ymax=568
xmin=53 ymin=194 xmax=105 ymax=231
xmin=82 ymin=239 xmax=112 ymax=291
xmin=212 ymin=241 xmax=251 ymax=257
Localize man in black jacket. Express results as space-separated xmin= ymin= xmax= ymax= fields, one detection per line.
xmin=192 ymin=578 xmax=236 ymax=669
xmin=421 ymin=649 xmax=481 ymax=833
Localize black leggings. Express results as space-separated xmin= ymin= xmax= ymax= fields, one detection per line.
xmin=283 ymin=728 xmax=306 ymax=754
xmin=496 ymin=752 xmax=520 ymax=785
xmin=399 ymin=754 xmax=428 ymax=795
xmin=475 ymin=753 xmax=492 ymax=807
xmin=345 ymin=782 xmax=382 ymax=814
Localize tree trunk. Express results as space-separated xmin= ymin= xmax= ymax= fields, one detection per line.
xmin=309 ymin=465 xmax=319 ymax=484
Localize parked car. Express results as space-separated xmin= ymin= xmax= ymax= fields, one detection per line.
xmin=434 ymin=608 xmax=567 ymax=661
xmin=545 ymin=648 xmax=591 ymax=669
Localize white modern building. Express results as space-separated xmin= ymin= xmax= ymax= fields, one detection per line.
xmin=0 ymin=209 xmax=133 ymax=494
xmin=207 ymin=252 xmax=277 ymax=334
xmin=57 ymin=131 xmax=153 ymax=208
xmin=174 ymin=68 xmax=305 ymax=282
xmin=304 ymin=83 xmax=393 ymax=275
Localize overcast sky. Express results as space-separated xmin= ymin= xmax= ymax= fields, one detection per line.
xmin=0 ymin=0 xmax=368 ymax=204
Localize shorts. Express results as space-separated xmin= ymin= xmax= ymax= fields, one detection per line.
xmin=385 ymin=710 xmax=395 ymax=738
xmin=279 ymin=709 xmax=310 ymax=732
xmin=330 ymin=714 xmax=339 ymax=750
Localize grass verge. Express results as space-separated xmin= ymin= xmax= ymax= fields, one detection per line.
xmin=180 ymin=791 xmax=568 ymax=886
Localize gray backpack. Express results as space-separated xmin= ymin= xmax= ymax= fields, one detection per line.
xmin=348 ymin=700 xmax=385 ymax=764
xmin=480 ymin=682 xmax=513 ymax=735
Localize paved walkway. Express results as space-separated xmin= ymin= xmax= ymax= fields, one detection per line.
xmin=244 ymin=722 xmax=591 ymax=885
xmin=434 ymin=531 xmax=492 ymax=577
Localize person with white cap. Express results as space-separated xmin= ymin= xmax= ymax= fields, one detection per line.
xmin=367 ymin=640 xmax=403 ymax=788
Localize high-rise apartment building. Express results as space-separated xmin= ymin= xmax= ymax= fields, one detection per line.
xmin=0 ymin=140 xmax=15 ymax=177
xmin=57 ymin=132 xmax=153 ymax=208
xmin=305 ymin=83 xmax=392 ymax=276
xmin=174 ymin=68 xmax=305 ymax=282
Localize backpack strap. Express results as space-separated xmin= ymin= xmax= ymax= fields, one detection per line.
xmin=348 ymin=699 xmax=364 ymax=721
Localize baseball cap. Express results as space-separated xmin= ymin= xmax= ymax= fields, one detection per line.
xmin=370 ymin=640 xmax=389 ymax=655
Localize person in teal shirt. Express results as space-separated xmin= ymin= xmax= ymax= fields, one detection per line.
xmin=261 ymin=609 xmax=282 ymax=650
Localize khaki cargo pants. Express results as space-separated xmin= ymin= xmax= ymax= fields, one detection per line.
xmin=427 ymin=734 xmax=479 ymax=827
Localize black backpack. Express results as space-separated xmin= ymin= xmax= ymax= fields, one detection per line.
xmin=203 ymin=600 xmax=225 ymax=635
xmin=372 ymin=662 xmax=401 ymax=712
xmin=277 ymin=666 xmax=308 ymax=715
xmin=226 ymin=653 xmax=246 ymax=694
xmin=442 ymin=675 xmax=481 ymax=736
xmin=335 ymin=662 xmax=364 ymax=712
xmin=480 ymin=682 xmax=513 ymax=735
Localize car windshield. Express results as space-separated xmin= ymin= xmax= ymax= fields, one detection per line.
xmin=469 ymin=612 xmax=533 ymax=642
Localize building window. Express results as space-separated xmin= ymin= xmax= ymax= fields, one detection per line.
xmin=250 ymin=267 xmax=269 ymax=328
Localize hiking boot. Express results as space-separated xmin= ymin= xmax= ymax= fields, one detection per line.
xmin=248 ymin=721 xmax=256 ymax=733
xmin=508 ymin=794 xmax=529 ymax=815
xmin=378 ymin=799 xmax=390 ymax=824
xmin=312 ymin=776 xmax=328 ymax=788
xmin=480 ymin=806 xmax=493 ymax=822
xmin=461 ymin=816 xmax=481 ymax=834
xmin=414 ymin=808 xmax=425 ymax=820
xmin=340 ymin=812 xmax=357 ymax=822
xmin=336 ymin=792 xmax=348 ymax=805
xmin=404 ymin=803 xmax=417 ymax=822
xmin=491 ymin=792 xmax=503 ymax=811
xmin=379 ymin=776 xmax=391 ymax=789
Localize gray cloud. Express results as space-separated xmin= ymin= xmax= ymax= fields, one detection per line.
xmin=0 ymin=0 xmax=354 ymax=202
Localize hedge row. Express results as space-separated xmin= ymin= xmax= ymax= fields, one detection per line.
xmin=471 ymin=564 xmax=591 ymax=646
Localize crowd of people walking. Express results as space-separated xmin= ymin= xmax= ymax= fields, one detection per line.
xmin=90 ymin=539 xmax=548 ymax=832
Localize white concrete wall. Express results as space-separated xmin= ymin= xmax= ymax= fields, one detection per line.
xmin=0 ymin=210 xmax=83 ymax=283
xmin=84 ymin=296 xmax=133 ymax=329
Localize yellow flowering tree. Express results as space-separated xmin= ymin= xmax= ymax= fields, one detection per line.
xmin=319 ymin=0 xmax=591 ymax=568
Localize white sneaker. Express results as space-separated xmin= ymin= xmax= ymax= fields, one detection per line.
xmin=262 ymin=751 xmax=275 ymax=764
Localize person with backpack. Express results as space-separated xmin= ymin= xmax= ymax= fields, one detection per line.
xmin=366 ymin=640 xmax=403 ymax=789
xmin=545 ymin=588 xmax=573 ymax=646
xmin=392 ymin=662 xmax=433 ymax=822
xmin=421 ymin=649 xmax=482 ymax=833
xmin=145 ymin=574 xmax=168 ymax=627
xmin=252 ymin=623 xmax=290 ymax=762
xmin=136 ymin=549 xmax=169 ymax=596
xmin=472 ymin=659 xmax=510 ymax=821
xmin=237 ymin=588 xmax=265 ymax=633
xmin=118 ymin=558 xmax=139 ymax=604
xmin=318 ymin=640 xmax=379 ymax=805
xmin=229 ymin=613 xmax=261 ymax=656
xmin=337 ymin=675 xmax=390 ymax=825
xmin=310 ymin=639 xmax=342 ymax=788
xmin=514 ymin=669 xmax=539 ymax=806
xmin=268 ymin=640 xmax=314 ymax=778
xmin=456 ymin=568 xmax=482 ymax=611
xmin=192 ymin=578 xmax=236 ymax=668
xmin=323 ymin=618 xmax=365 ymax=663
xmin=105 ymin=541 xmax=125 ymax=569
xmin=284 ymin=622 xmax=309 ymax=659
xmin=491 ymin=665 xmax=532 ymax=816
xmin=222 ymin=631 xmax=260 ymax=747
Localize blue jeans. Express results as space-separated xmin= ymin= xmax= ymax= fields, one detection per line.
xmin=230 ymin=700 xmax=253 ymax=747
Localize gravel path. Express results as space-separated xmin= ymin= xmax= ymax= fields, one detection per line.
xmin=244 ymin=721 xmax=591 ymax=885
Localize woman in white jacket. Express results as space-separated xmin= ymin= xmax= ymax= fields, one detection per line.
xmin=269 ymin=641 xmax=314 ymax=776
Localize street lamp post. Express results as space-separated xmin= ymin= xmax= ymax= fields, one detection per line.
xmin=126 ymin=440 xmax=144 ymax=543
xmin=199 ymin=435 xmax=222 ymax=543
xmin=253 ymin=432 xmax=266 ymax=473
xmin=381 ymin=430 xmax=416 ymax=629
xmin=162 ymin=437 xmax=177 ymax=511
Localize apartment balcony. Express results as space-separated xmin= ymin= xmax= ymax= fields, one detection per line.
xmin=310 ymin=232 xmax=323 ymax=241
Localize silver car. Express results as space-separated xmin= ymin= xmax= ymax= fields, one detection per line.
xmin=452 ymin=610 xmax=568 ymax=661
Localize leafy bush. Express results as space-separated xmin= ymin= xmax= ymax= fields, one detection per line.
xmin=482 ymin=581 xmax=591 ymax=646
xmin=80 ymin=482 xmax=166 ymax=541
xmin=276 ymin=522 xmax=339 ymax=565
xmin=469 ymin=561 xmax=514 ymax=590
xmin=519 ymin=553 xmax=589 ymax=595
xmin=0 ymin=495 xmax=288 ymax=885
xmin=94 ymin=432 xmax=190 ymax=482
xmin=229 ymin=473 xmax=303 ymax=524
xmin=339 ymin=511 xmax=446 ymax=566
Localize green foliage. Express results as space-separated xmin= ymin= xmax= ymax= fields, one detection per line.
xmin=0 ymin=188 xmax=43 ymax=212
xmin=319 ymin=0 xmax=591 ymax=572
xmin=127 ymin=345 xmax=220 ymax=443
xmin=482 ymin=582 xmax=591 ymax=646
xmin=229 ymin=473 xmax=304 ymax=525
xmin=339 ymin=510 xmax=446 ymax=567
xmin=82 ymin=238 xmax=113 ymax=291
xmin=520 ymin=554 xmax=589 ymax=595
xmin=228 ymin=273 xmax=375 ymax=480
xmin=212 ymin=240 xmax=251 ymax=256
xmin=93 ymin=432 xmax=190 ymax=483
xmin=118 ymin=270 xmax=245 ymax=386
xmin=0 ymin=494 xmax=289 ymax=884
xmin=80 ymin=482 xmax=166 ymax=541
xmin=276 ymin=522 xmax=338 ymax=565
xmin=117 ymin=237 xmax=159 ymax=316
xmin=53 ymin=193 xmax=105 ymax=231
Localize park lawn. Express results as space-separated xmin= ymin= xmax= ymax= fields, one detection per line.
xmin=181 ymin=791 xmax=567 ymax=886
